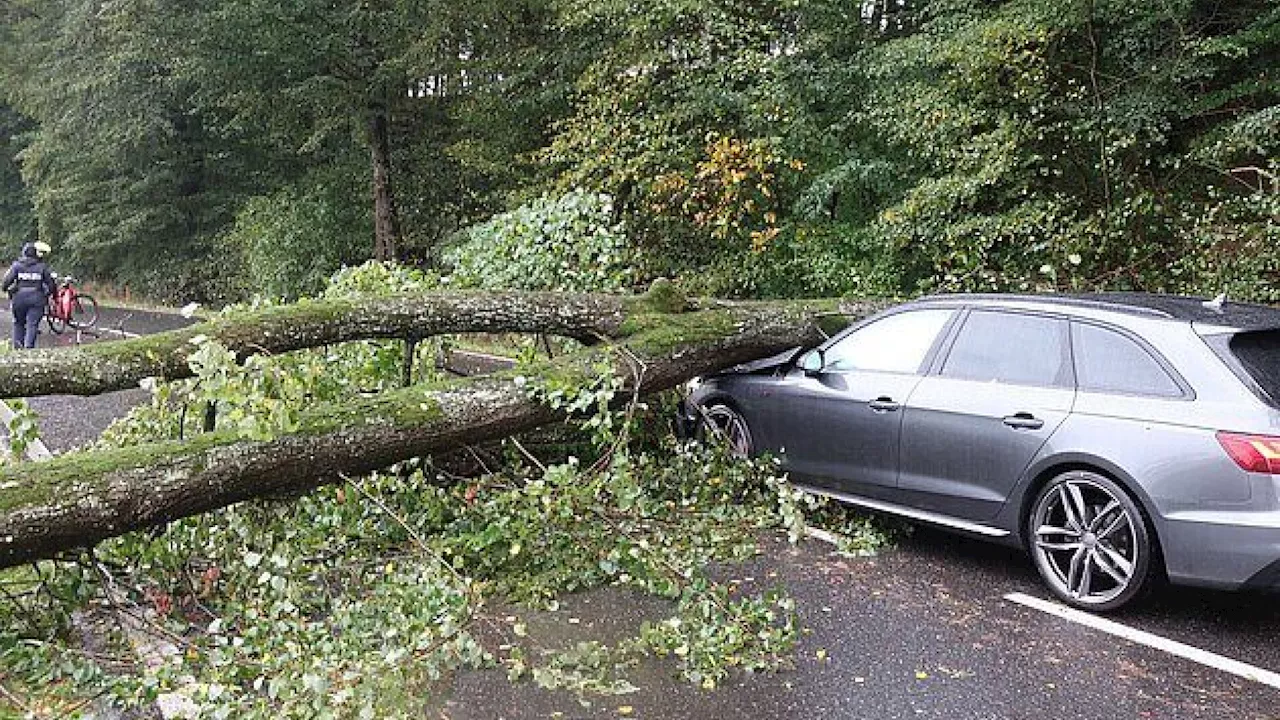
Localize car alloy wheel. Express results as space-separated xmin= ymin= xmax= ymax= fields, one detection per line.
xmin=699 ymin=404 xmax=753 ymax=458
xmin=1029 ymin=471 xmax=1154 ymax=611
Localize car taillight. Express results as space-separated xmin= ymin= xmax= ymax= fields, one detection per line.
xmin=1217 ymin=431 xmax=1280 ymax=474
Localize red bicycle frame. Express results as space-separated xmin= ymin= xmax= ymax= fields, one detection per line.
xmin=49 ymin=282 xmax=76 ymax=322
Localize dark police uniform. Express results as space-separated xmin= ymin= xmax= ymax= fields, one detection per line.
xmin=1 ymin=244 xmax=56 ymax=349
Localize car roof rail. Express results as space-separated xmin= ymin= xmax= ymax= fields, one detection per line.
xmin=916 ymin=293 xmax=1175 ymax=319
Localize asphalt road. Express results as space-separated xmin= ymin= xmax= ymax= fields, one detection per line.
xmin=3 ymin=304 xmax=1278 ymax=719
xmin=441 ymin=529 xmax=1279 ymax=720
xmin=2 ymin=303 xmax=196 ymax=452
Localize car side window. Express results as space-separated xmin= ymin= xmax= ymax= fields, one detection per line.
xmin=941 ymin=310 xmax=1072 ymax=387
xmin=823 ymin=309 xmax=954 ymax=374
xmin=1072 ymin=322 xmax=1182 ymax=397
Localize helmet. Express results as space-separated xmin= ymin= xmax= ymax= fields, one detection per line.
xmin=32 ymin=241 xmax=51 ymax=258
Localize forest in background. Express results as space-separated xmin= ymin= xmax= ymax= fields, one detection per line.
xmin=0 ymin=0 xmax=1275 ymax=305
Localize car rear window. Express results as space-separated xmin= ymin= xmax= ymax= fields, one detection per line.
xmin=1071 ymin=323 xmax=1183 ymax=397
xmin=1224 ymin=329 xmax=1280 ymax=407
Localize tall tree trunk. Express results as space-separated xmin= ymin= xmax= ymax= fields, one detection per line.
xmin=369 ymin=102 xmax=400 ymax=261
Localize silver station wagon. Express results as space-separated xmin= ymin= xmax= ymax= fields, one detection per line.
xmin=679 ymin=294 xmax=1280 ymax=611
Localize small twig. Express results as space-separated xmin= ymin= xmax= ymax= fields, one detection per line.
xmin=0 ymin=681 xmax=32 ymax=714
xmin=510 ymin=437 xmax=547 ymax=474
xmin=465 ymin=446 xmax=495 ymax=476
xmin=342 ymin=474 xmax=508 ymax=642
xmin=59 ymin=688 xmax=110 ymax=718
xmin=342 ymin=474 xmax=470 ymax=588
xmin=1229 ymin=165 xmax=1277 ymax=181
xmin=90 ymin=560 xmax=199 ymax=654
xmin=53 ymin=644 xmax=137 ymax=668
xmin=180 ymin=567 xmax=219 ymax=621
xmin=586 ymin=343 xmax=648 ymax=476
xmin=1226 ymin=165 xmax=1278 ymax=194
xmin=423 ymin=461 xmax=478 ymax=485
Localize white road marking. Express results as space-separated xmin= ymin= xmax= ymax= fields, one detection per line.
xmin=91 ymin=326 xmax=140 ymax=339
xmin=1005 ymin=592 xmax=1280 ymax=691
xmin=804 ymin=527 xmax=842 ymax=546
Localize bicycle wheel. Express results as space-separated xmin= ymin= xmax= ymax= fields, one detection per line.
xmin=46 ymin=299 xmax=66 ymax=335
xmin=68 ymin=294 xmax=99 ymax=329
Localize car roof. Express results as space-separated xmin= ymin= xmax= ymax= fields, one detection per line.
xmin=912 ymin=292 xmax=1280 ymax=332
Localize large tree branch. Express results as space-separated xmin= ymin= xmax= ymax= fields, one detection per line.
xmin=0 ymin=290 xmax=651 ymax=398
xmin=0 ymin=296 xmax=883 ymax=568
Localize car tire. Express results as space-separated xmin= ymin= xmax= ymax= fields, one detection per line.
xmin=696 ymin=403 xmax=754 ymax=458
xmin=1027 ymin=470 xmax=1159 ymax=612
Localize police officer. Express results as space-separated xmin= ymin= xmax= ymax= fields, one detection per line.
xmin=2 ymin=241 xmax=56 ymax=349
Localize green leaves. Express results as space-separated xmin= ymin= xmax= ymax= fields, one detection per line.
xmin=221 ymin=168 xmax=373 ymax=300
xmin=445 ymin=189 xmax=633 ymax=293
xmin=852 ymin=0 xmax=1280 ymax=299
xmin=1 ymin=399 xmax=42 ymax=462
xmin=0 ymin=104 xmax=35 ymax=247
xmin=3 ymin=0 xmax=1276 ymax=302
xmin=638 ymin=580 xmax=798 ymax=689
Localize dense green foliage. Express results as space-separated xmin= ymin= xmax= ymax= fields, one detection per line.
xmin=0 ymin=1 xmax=1274 ymax=713
xmin=444 ymin=189 xmax=633 ymax=292
xmin=858 ymin=0 xmax=1280 ymax=299
xmin=0 ymin=104 xmax=34 ymax=247
xmin=224 ymin=167 xmax=373 ymax=300
xmin=1 ymin=0 xmax=1272 ymax=301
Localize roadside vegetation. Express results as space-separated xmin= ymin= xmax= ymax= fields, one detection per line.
xmin=0 ymin=0 xmax=1274 ymax=716
xmin=0 ymin=263 xmax=891 ymax=717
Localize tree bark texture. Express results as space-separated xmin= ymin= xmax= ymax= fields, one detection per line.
xmin=369 ymin=103 xmax=400 ymax=261
xmin=0 ymin=290 xmax=639 ymax=398
xmin=0 ymin=293 xmax=884 ymax=568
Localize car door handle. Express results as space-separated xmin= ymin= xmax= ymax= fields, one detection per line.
xmin=868 ymin=397 xmax=901 ymax=413
xmin=1002 ymin=413 xmax=1044 ymax=430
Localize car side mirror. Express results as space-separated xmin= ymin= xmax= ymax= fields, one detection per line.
xmin=799 ymin=349 xmax=825 ymax=376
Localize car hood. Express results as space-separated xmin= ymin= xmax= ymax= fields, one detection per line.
xmin=717 ymin=346 xmax=805 ymax=376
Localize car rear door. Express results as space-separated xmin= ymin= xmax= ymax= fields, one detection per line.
xmin=771 ymin=308 xmax=957 ymax=493
xmin=897 ymin=309 xmax=1076 ymax=521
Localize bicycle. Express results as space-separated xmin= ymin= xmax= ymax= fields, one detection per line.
xmin=46 ymin=275 xmax=99 ymax=334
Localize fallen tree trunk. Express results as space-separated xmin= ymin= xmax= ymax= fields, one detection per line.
xmin=0 ymin=295 xmax=883 ymax=568
xmin=0 ymin=290 xmax=647 ymax=398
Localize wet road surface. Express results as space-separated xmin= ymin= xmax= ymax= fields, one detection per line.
xmin=4 ymin=305 xmax=1277 ymax=718
xmin=446 ymin=530 xmax=1279 ymax=720
xmin=2 ymin=303 xmax=196 ymax=452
